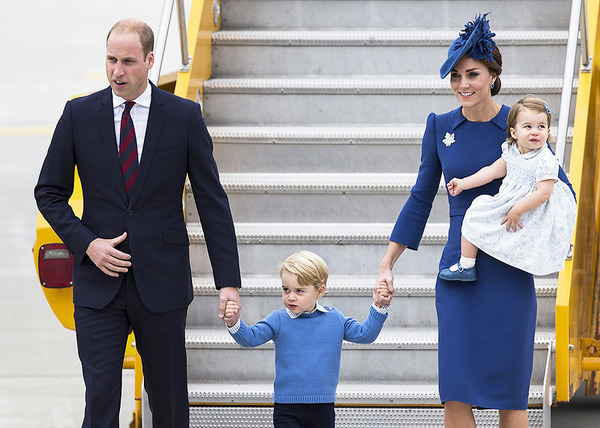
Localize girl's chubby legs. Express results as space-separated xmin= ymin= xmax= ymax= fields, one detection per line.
xmin=461 ymin=235 xmax=478 ymax=259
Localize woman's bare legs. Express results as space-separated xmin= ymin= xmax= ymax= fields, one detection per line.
xmin=444 ymin=401 xmax=476 ymax=428
xmin=499 ymin=409 xmax=529 ymax=428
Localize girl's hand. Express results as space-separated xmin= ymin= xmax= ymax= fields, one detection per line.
xmin=447 ymin=178 xmax=464 ymax=196
xmin=222 ymin=300 xmax=240 ymax=327
xmin=501 ymin=207 xmax=523 ymax=232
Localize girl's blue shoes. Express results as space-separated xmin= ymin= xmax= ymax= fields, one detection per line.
xmin=439 ymin=264 xmax=477 ymax=282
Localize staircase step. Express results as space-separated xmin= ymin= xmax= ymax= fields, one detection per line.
xmin=204 ymin=76 xmax=571 ymax=95
xmin=220 ymin=0 xmax=570 ymax=30
xmin=188 ymin=382 xmax=544 ymax=406
xmin=185 ymin=327 xmax=553 ymax=384
xmin=209 ymin=124 xmax=425 ymax=144
xmin=190 ymin=405 xmax=544 ymax=427
xmin=186 ymin=173 xmax=447 ymax=223
xmin=189 ymin=222 xmax=446 ymax=245
xmin=188 ymin=275 xmax=558 ymax=329
xmin=192 ymin=274 xmax=557 ymax=296
xmin=186 ymin=327 xmax=555 ymax=350
xmin=207 ymin=125 xmax=571 ymax=173
xmin=212 ymin=30 xmax=569 ymax=76
xmin=203 ymin=76 xmax=576 ymax=125
xmin=213 ymin=30 xmax=568 ymax=46
xmin=209 ymin=124 xmax=425 ymax=173
xmin=210 ymin=125 xmax=571 ymax=145
xmin=217 ymin=172 xmax=437 ymax=194
xmin=189 ymin=222 xmax=446 ymax=275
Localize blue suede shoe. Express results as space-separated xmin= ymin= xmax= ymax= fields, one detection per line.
xmin=439 ymin=264 xmax=477 ymax=282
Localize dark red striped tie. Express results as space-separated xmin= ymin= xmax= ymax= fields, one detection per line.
xmin=119 ymin=101 xmax=138 ymax=196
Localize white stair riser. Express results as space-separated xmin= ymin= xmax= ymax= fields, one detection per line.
xmin=188 ymin=293 xmax=556 ymax=330
xmin=221 ymin=0 xmax=569 ymax=30
xmin=213 ymin=142 xmax=424 ymax=173
xmin=212 ymin=141 xmax=571 ymax=174
xmin=187 ymin=193 xmax=449 ymax=223
xmin=213 ymin=44 xmax=570 ymax=77
xmin=203 ymin=92 xmax=575 ymax=125
xmin=186 ymin=345 xmax=550 ymax=384
xmin=191 ymin=242 xmax=444 ymax=275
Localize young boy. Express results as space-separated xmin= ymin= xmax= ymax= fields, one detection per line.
xmin=222 ymin=250 xmax=392 ymax=428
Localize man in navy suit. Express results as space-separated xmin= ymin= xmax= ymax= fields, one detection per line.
xmin=35 ymin=19 xmax=241 ymax=427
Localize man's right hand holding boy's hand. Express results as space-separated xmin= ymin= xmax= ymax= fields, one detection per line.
xmin=223 ymin=300 xmax=240 ymax=327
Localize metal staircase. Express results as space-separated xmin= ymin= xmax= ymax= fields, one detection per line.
xmin=182 ymin=1 xmax=574 ymax=426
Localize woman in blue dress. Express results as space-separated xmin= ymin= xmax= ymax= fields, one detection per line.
xmin=374 ymin=14 xmax=573 ymax=428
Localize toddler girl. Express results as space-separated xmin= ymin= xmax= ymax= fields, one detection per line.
xmin=439 ymin=96 xmax=577 ymax=281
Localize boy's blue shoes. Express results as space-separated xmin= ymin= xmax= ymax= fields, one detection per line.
xmin=439 ymin=264 xmax=477 ymax=282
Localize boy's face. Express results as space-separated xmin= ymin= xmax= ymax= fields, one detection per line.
xmin=281 ymin=269 xmax=325 ymax=315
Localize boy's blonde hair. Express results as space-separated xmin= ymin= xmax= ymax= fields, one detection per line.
xmin=506 ymin=95 xmax=553 ymax=145
xmin=280 ymin=251 xmax=329 ymax=290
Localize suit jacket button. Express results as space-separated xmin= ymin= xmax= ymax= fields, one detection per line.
xmin=127 ymin=210 xmax=133 ymax=216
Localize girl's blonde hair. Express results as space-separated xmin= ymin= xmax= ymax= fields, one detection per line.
xmin=280 ymin=251 xmax=329 ymax=290
xmin=506 ymin=96 xmax=552 ymax=145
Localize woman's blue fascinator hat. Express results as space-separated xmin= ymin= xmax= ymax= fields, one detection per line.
xmin=440 ymin=13 xmax=497 ymax=79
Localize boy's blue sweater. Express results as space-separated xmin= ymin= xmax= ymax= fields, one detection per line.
xmin=229 ymin=305 xmax=387 ymax=404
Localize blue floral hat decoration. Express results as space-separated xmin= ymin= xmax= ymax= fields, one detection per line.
xmin=440 ymin=13 xmax=497 ymax=79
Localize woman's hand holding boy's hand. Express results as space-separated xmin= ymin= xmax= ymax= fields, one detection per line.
xmin=373 ymin=282 xmax=393 ymax=307
xmin=222 ymin=300 xmax=240 ymax=327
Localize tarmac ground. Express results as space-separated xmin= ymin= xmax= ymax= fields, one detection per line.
xmin=1 ymin=1 xmax=599 ymax=427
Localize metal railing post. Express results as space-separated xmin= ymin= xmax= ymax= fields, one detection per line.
xmin=177 ymin=0 xmax=190 ymax=71
xmin=555 ymin=0 xmax=584 ymax=166
xmin=150 ymin=0 xmax=175 ymax=84
xmin=581 ymin=0 xmax=592 ymax=71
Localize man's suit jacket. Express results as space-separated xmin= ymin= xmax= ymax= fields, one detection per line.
xmin=35 ymin=83 xmax=241 ymax=313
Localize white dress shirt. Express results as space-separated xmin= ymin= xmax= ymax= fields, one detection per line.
xmin=112 ymin=82 xmax=152 ymax=162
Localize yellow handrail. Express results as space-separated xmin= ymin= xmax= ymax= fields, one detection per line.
xmin=174 ymin=0 xmax=220 ymax=102
xmin=555 ymin=0 xmax=600 ymax=402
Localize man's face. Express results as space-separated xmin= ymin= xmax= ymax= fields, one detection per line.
xmin=105 ymin=30 xmax=154 ymax=101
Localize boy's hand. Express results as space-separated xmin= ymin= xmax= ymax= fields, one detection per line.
xmin=447 ymin=178 xmax=464 ymax=197
xmin=222 ymin=300 xmax=240 ymax=327
xmin=373 ymin=282 xmax=393 ymax=307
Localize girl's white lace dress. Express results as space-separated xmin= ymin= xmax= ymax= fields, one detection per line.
xmin=462 ymin=142 xmax=577 ymax=275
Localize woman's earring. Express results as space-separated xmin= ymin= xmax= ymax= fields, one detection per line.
xmin=490 ymin=82 xmax=495 ymax=90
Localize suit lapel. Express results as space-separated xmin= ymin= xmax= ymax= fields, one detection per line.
xmin=97 ymin=87 xmax=129 ymax=205
xmin=128 ymin=83 xmax=166 ymax=207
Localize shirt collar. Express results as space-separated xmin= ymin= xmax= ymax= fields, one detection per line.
xmin=450 ymin=104 xmax=508 ymax=130
xmin=112 ymin=81 xmax=152 ymax=109
xmin=285 ymin=301 xmax=328 ymax=319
